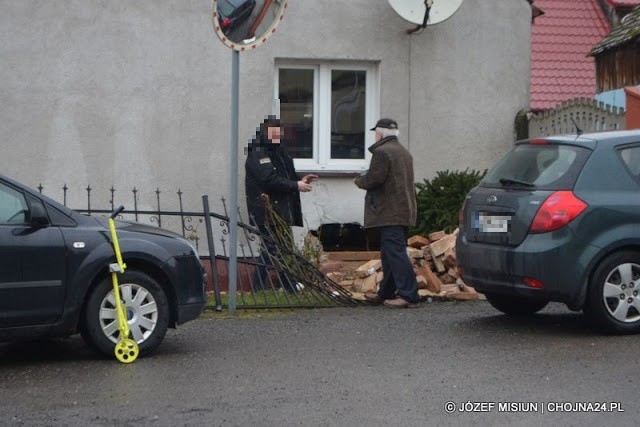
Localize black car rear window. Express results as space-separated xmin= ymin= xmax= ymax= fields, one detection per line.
xmin=217 ymin=0 xmax=237 ymax=17
xmin=481 ymin=143 xmax=592 ymax=190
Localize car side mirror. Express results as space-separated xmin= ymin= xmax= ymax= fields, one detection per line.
xmin=30 ymin=203 xmax=50 ymax=227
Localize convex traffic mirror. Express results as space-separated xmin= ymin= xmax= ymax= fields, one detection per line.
xmin=212 ymin=0 xmax=288 ymax=51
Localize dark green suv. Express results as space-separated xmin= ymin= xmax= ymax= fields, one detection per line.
xmin=456 ymin=130 xmax=640 ymax=333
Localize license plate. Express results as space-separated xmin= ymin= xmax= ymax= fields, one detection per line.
xmin=474 ymin=213 xmax=511 ymax=233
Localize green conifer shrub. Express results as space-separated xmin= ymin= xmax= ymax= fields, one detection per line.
xmin=411 ymin=169 xmax=487 ymax=236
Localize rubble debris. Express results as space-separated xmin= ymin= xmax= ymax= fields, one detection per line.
xmin=324 ymin=230 xmax=482 ymax=302
xmin=355 ymin=259 xmax=382 ymax=278
xmin=407 ymin=235 xmax=430 ymax=248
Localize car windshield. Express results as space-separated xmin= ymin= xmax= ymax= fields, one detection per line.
xmin=481 ymin=143 xmax=591 ymax=190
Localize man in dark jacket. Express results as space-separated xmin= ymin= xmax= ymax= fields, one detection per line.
xmin=245 ymin=116 xmax=317 ymax=291
xmin=354 ymin=118 xmax=420 ymax=308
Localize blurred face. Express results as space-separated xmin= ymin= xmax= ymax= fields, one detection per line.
xmin=374 ymin=128 xmax=383 ymax=142
xmin=267 ymin=126 xmax=282 ymax=144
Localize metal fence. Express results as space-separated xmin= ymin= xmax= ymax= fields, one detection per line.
xmin=37 ymin=183 xmax=361 ymax=310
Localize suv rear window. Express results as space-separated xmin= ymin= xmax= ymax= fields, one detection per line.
xmin=481 ymin=143 xmax=591 ymax=190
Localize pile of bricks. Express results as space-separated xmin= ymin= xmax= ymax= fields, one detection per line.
xmin=320 ymin=229 xmax=481 ymax=302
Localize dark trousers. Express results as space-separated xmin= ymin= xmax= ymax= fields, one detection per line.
xmin=252 ymin=224 xmax=296 ymax=292
xmin=377 ymin=226 xmax=419 ymax=303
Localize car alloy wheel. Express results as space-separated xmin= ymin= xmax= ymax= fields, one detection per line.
xmin=601 ymin=262 xmax=640 ymax=323
xmin=81 ymin=270 xmax=170 ymax=357
xmin=99 ymin=282 xmax=159 ymax=344
xmin=585 ymin=251 xmax=640 ymax=334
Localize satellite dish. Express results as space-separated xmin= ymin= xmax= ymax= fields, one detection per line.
xmin=388 ymin=0 xmax=464 ymax=26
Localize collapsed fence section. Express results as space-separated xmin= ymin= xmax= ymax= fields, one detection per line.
xmin=36 ymin=183 xmax=362 ymax=310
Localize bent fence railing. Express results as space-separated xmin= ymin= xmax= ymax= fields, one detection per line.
xmin=36 ymin=183 xmax=361 ymax=310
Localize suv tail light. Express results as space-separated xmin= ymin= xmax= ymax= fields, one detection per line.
xmin=221 ymin=17 xmax=231 ymax=27
xmin=530 ymin=191 xmax=587 ymax=233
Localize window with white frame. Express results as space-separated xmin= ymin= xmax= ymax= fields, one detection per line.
xmin=276 ymin=62 xmax=379 ymax=172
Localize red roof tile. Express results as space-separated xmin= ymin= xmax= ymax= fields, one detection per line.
xmin=531 ymin=0 xmax=611 ymax=110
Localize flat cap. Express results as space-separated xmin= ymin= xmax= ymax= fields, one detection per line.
xmin=370 ymin=118 xmax=398 ymax=131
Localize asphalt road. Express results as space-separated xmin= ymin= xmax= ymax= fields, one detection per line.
xmin=1 ymin=300 xmax=639 ymax=426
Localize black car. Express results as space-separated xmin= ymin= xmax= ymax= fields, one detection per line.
xmin=456 ymin=130 xmax=640 ymax=333
xmin=0 ymin=174 xmax=206 ymax=356
xmin=217 ymin=0 xmax=257 ymax=34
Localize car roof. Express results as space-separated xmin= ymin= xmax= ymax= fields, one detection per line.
xmin=520 ymin=129 xmax=640 ymax=149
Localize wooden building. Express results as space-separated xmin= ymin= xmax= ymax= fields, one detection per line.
xmin=589 ymin=6 xmax=640 ymax=92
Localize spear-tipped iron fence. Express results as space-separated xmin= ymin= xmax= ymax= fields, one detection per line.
xmin=36 ymin=183 xmax=362 ymax=310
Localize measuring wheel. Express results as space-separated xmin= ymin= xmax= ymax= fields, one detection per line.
xmin=108 ymin=206 xmax=141 ymax=364
xmin=114 ymin=338 xmax=139 ymax=363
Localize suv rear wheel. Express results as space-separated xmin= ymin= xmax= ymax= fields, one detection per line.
xmin=585 ymin=251 xmax=640 ymax=334
xmin=81 ymin=270 xmax=170 ymax=357
xmin=485 ymin=293 xmax=548 ymax=316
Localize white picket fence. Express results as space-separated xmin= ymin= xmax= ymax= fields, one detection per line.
xmin=528 ymin=98 xmax=626 ymax=138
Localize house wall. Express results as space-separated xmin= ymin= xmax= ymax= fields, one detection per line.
xmin=626 ymin=86 xmax=640 ymax=129
xmin=0 ymin=0 xmax=531 ymax=236
xmin=596 ymin=88 xmax=627 ymax=108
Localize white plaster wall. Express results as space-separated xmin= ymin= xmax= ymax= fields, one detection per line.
xmin=0 ymin=0 xmax=531 ymax=236
xmin=1 ymin=0 xmax=230 ymax=213
xmin=243 ymin=0 xmax=532 ymax=232
xmin=407 ymin=1 xmax=532 ymax=181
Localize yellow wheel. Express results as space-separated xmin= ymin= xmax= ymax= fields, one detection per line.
xmin=114 ymin=338 xmax=139 ymax=363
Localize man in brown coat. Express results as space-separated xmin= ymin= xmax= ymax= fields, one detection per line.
xmin=354 ymin=118 xmax=420 ymax=308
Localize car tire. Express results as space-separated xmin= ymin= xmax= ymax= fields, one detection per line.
xmin=81 ymin=270 xmax=170 ymax=357
xmin=484 ymin=293 xmax=548 ymax=316
xmin=585 ymin=251 xmax=640 ymax=334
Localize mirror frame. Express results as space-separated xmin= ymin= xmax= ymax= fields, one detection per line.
xmin=211 ymin=0 xmax=289 ymax=52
